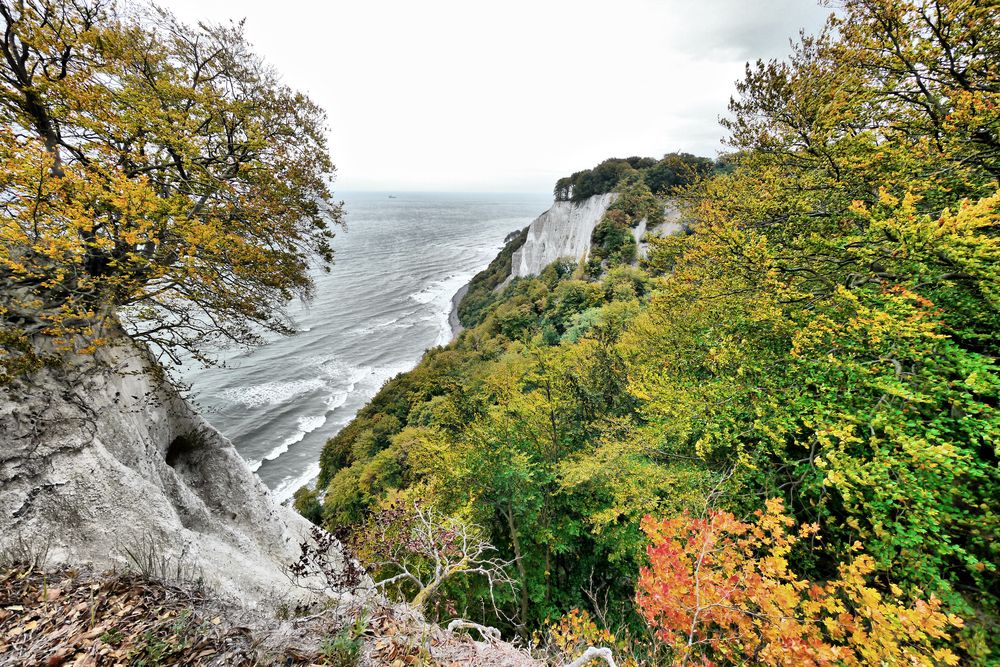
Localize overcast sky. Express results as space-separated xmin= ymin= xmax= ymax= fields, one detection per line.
xmin=158 ymin=0 xmax=832 ymax=192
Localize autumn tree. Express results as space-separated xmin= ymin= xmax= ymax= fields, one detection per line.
xmin=627 ymin=0 xmax=1000 ymax=656
xmin=346 ymin=502 xmax=517 ymax=618
xmin=308 ymin=2 xmax=998 ymax=654
xmin=636 ymin=499 xmax=963 ymax=666
xmin=0 ymin=0 xmax=342 ymax=375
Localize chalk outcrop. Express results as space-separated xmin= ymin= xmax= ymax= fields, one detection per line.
xmin=505 ymin=193 xmax=686 ymax=280
xmin=0 ymin=325 xmax=341 ymax=606
xmin=635 ymin=200 xmax=685 ymax=259
xmin=509 ymin=193 xmax=617 ymax=278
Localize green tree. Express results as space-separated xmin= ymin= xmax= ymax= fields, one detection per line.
xmin=642 ymin=152 xmax=714 ymax=194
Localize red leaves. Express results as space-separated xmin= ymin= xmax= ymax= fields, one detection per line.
xmin=635 ymin=500 xmax=961 ymax=666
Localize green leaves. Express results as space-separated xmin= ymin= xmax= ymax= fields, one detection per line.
xmin=312 ymin=6 xmax=1000 ymax=652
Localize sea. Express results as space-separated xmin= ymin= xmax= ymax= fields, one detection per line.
xmin=182 ymin=191 xmax=551 ymax=503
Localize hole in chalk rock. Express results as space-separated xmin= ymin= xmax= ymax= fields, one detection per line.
xmin=165 ymin=435 xmax=196 ymax=468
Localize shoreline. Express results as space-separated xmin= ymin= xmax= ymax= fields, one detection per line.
xmin=449 ymin=283 xmax=469 ymax=340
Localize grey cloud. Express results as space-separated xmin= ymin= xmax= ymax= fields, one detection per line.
xmin=660 ymin=0 xmax=832 ymax=61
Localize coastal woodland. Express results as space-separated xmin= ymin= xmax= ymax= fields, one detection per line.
xmin=0 ymin=0 xmax=997 ymax=664
xmin=305 ymin=0 xmax=1000 ymax=664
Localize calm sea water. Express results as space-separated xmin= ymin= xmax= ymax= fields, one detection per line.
xmin=183 ymin=191 xmax=551 ymax=502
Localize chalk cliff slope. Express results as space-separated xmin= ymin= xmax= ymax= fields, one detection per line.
xmin=634 ymin=200 xmax=684 ymax=259
xmin=509 ymin=193 xmax=616 ymax=278
xmin=0 ymin=326 xmax=335 ymax=605
xmin=0 ymin=328 xmax=542 ymax=664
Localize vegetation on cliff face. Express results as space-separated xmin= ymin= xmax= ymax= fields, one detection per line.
xmin=584 ymin=174 xmax=664 ymax=277
xmin=460 ymin=155 xmax=692 ymax=329
xmin=456 ymin=226 xmax=529 ymax=328
xmin=309 ymin=0 xmax=999 ymax=663
xmin=0 ymin=0 xmax=342 ymax=377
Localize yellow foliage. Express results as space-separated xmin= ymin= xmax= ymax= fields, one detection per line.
xmin=1 ymin=2 xmax=342 ymax=375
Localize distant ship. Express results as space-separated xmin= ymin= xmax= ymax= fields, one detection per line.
xmin=388 ymin=195 xmax=397 ymax=199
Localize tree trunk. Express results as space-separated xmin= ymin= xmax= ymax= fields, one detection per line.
xmin=503 ymin=501 xmax=529 ymax=629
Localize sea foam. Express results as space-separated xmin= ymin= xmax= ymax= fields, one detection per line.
xmin=273 ymin=461 xmax=322 ymax=504
xmin=249 ymin=413 xmax=329 ymax=472
xmin=409 ymin=272 xmax=478 ymax=346
xmin=245 ymin=358 xmax=370 ymax=471
xmin=222 ymin=378 xmax=326 ymax=409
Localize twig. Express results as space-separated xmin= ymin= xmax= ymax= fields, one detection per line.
xmin=565 ymin=646 xmax=618 ymax=667
xmin=445 ymin=619 xmax=501 ymax=642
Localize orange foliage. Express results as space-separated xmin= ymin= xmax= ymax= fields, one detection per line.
xmin=636 ymin=499 xmax=962 ymax=666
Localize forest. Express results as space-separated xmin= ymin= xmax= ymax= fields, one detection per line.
xmin=303 ymin=0 xmax=999 ymax=664
xmin=552 ymin=154 xmax=715 ymax=203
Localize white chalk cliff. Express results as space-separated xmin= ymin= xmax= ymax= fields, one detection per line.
xmin=507 ymin=194 xmax=685 ymax=279
xmin=0 ymin=324 xmax=342 ymax=605
xmin=509 ymin=193 xmax=617 ymax=278
xmin=635 ymin=200 xmax=685 ymax=260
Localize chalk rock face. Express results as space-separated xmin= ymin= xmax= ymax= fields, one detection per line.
xmin=0 ymin=327 xmax=339 ymax=605
xmin=509 ymin=193 xmax=616 ymax=278
xmin=636 ymin=200 xmax=685 ymax=259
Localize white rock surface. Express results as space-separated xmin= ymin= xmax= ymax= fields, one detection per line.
xmin=0 ymin=325 xmax=341 ymax=605
xmin=507 ymin=194 xmax=686 ymax=278
xmin=509 ymin=193 xmax=616 ymax=279
xmin=637 ymin=201 xmax=685 ymax=259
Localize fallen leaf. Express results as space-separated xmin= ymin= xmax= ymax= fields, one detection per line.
xmin=45 ymin=648 xmax=70 ymax=666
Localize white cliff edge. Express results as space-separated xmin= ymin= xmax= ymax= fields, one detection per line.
xmin=635 ymin=200 xmax=684 ymax=260
xmin=0 ymin=325 xmax=344 ymax=606
xmin=506 ymin=194 xmax=684 ymax=281
xmin=508 ymin=193 xmax=616 ymax=279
